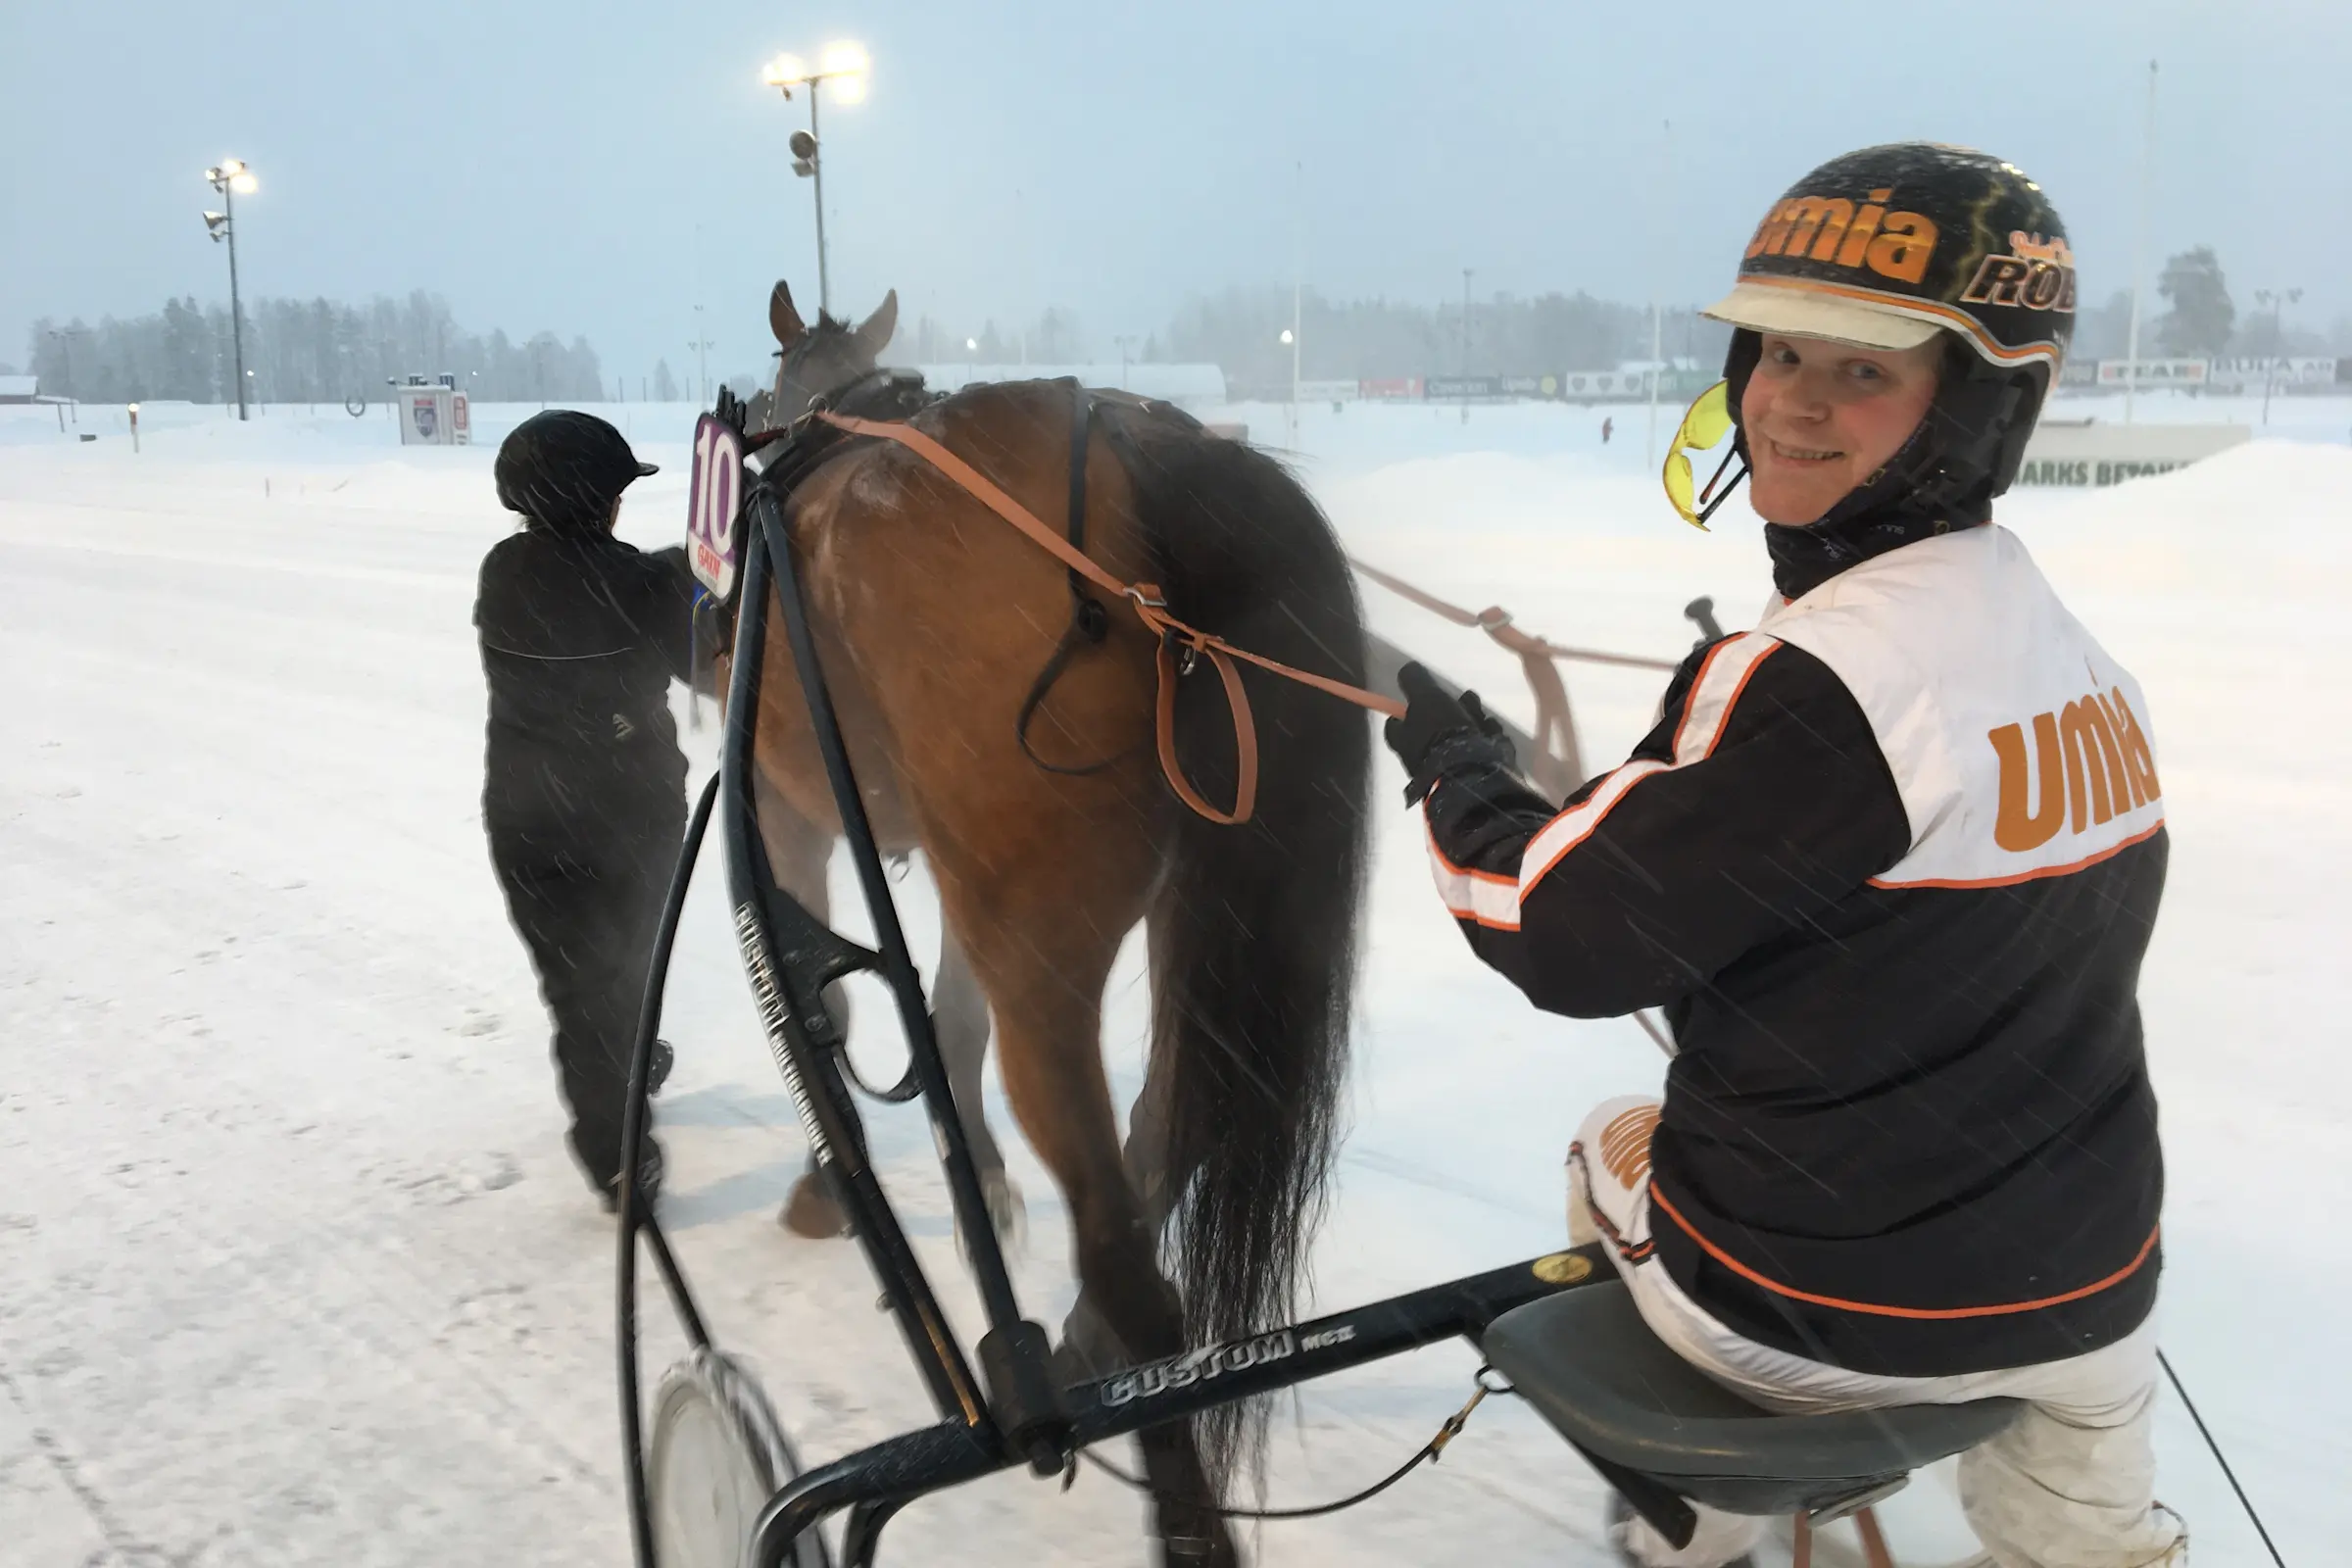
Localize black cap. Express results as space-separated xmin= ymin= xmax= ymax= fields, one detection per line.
xmin=494 ymin=410 xmax=657 ymax=532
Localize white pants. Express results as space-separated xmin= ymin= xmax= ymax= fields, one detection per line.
xmin=1570 ymin=1097 xmax=2187 ymax=1568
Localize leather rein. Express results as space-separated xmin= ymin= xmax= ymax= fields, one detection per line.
xmin=751 ymin=378 xmax=1402 ymax=826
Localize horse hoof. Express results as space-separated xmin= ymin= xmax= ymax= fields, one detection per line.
xmin=779 ymin=1174 xmax=850 ymax=1238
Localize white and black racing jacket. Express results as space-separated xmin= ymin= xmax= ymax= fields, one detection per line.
xmin=1422 ymin=521 xmax=2167 ymax=1377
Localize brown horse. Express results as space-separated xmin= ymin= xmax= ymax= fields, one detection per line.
xmin=728 ymin=280 xmax=1371 ymax=1563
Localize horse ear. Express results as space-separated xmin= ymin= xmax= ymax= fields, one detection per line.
xmin=769 ymin=281 xmax=807 ymax=350
xmin=854 ymin=289 xmax=899 ymax=359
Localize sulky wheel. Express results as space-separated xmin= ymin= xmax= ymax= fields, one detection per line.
xmin=648 ymin=1348 xmax=832 ymax=1568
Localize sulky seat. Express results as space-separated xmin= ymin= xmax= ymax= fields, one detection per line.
xmin=1482 ymin=1281 xmax=2020 ymax=1527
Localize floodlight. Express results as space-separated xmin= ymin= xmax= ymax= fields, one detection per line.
xmin=229 ymin=172 xmax=257 ymax=194
xmin=822 ymin=40 xmax=869 ymax=101
xmin=762 ymin=53 xmax=807 ymax=88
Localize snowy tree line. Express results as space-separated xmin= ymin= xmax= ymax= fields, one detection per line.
xmin=24 ymin=292 xmax=604 ymax=406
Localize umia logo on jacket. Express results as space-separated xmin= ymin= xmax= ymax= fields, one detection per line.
xmin=1989 ymin=688 xmax=2160 ymax=853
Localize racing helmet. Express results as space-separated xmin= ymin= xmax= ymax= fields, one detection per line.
xmin=1696 ymin=142 xmax=2077 ymax=522
xmin=495 ymin=410 xmax=659 ymax=532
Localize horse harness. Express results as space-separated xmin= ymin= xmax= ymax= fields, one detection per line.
xmin=734 ymin=373 xmax=1403 ymax=825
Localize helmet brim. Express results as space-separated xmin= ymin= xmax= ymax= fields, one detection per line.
xmin=1704 ymin=279 xmax=1942 ymax=352
xmin=634 ymin=461 xmax=660 ymax=478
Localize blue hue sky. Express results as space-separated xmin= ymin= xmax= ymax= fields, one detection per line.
xmin=4 ymin=0 xmax=2346 ymax=386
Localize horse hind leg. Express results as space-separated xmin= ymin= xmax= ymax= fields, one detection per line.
xmin=1059 ymin=1036 xmax=1182 ymax=1375
xmin=947 ymin=897 xmax=1238 ymax=1568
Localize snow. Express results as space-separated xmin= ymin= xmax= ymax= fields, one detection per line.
xmin=2 ymin=390 xmax=2345 ymax=1566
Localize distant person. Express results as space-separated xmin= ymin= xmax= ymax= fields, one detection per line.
xmin=474 ymin=411 xmax=703 ymax=1210
xmin=1386 ymin=144 xmax=2180 ymax=1568
xmin=1601 ymin=416 xmax=1614 ymax=445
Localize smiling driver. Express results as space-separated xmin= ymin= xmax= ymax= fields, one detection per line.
xmin=1382 ymin=144 xmax=2182 ymax=1568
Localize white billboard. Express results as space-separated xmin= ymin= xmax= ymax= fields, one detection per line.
xmin=2094 ymin=359 xmax=2208 ymax=387
xmin=2204 ymin=357 xmax=2339 ymax=392
xmin=397 ymin=385 xmax=469 ymax=446
xmin=2014 ymin=420 xmax=2248 ymax=488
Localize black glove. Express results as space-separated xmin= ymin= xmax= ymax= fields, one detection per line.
xmin=1382 ymin=662 xmax=1516 ymax=805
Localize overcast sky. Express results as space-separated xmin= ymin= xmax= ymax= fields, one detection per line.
xmin=5 ymin=0 xmax=2347 ymax=385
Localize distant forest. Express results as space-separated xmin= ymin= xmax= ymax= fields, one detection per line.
xmin=25 ymin=292 xmax=604 ymax=406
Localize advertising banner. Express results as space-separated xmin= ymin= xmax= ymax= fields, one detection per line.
xmin=2204 ymin=357 xmax=2339 ymax=391
xmin=1554 ymin=369 xmax=1655 ymax=402
xmin=397 ymin=384 xmax=466 ymax=446
xmin=2014 ymin=420 xmax=2248 ymax=487
xmin=2094 ymin=359 xmax=2208 ymax=387
xmin=1423 ymin=375 xmax=1506 ymax=400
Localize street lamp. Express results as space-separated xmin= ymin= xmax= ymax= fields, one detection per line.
xmin=761 ymin=41 xmax=870 ymax=317
xmin=2252 ymin=287 xmax=2302 ymax=426
xmin=204 ymin=159 xmax=258 ymax=421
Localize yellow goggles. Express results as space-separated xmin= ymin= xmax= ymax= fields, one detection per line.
xmin=1660 ymin=380 xmax=1743 ymax=530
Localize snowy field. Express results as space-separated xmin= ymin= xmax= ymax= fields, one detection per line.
xmin=3 ymin=389 xmax=2346 ymax=1566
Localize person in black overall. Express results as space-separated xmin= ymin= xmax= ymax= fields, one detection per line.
xmin=475 ymin=411 xmax=700 ymax=1209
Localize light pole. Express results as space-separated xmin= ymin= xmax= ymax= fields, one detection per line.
xmin=689 ymin=307 xmax=714 ymax=405
xmin=1647 ymin=120 xmax=1672 ymax=466
xmin=761 ymin=42 xmax=870 ymax=317
xmin=1460 ymin=268 xmax=1474 ymax=425
xmin=1278 ymin=328 xmax=1298 ymax=447
xmin=2123 ymin=61 xmax=2157 ymax=425
xmin=1290 ymin=158 xmax=1304 ymax=448
xmin=2253 ymin=287 xmax=2301 ymax=425
xmin=44 ymin=325 xmax=90 ymax=418
xmin=203 ymin=159 xmax=258 ymax=420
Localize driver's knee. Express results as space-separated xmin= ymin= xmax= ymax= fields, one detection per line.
xmin=1569 ymin=1095 xmax=1662 ymax=1257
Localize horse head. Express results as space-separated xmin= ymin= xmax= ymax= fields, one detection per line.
xmin=766 ymin=280 xmax=898 ymax=426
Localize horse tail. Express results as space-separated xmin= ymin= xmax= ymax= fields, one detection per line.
xmin=1120 ymin=416 xmax=1372 ymax=1486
